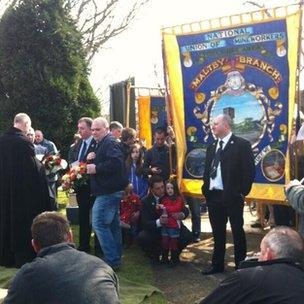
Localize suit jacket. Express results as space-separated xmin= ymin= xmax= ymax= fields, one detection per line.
xmin=69 ymin=137 xmax=97 ymax=165
xmin=202 ymin=134 xmax=255 ymax=207
xmin=140 ymin=193 xmax=161 ymax=231
xmin=68 ymin=137 xmax=97 ymax=194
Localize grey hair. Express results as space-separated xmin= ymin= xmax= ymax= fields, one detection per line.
xmin=27 ymin=127 xmax=35 ymax=135
xmin=263 ymin=226 xmax=304 ymax=264
xmin=14 ymin=113 xmax=31 ymax=124
xmin=109 ymin=121 xmax=123 ymax=131
xmin=93 ymin=117 xmax=109 ymax=128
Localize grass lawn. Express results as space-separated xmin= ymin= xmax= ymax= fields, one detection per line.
xmin=58 ymin=191 xmax=167 ymax=304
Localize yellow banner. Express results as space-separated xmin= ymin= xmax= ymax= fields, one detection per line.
xmin=162 ymin=6 xmax=300 ymax=204
xmin=138 ymin=96 xmax=152 ymax=149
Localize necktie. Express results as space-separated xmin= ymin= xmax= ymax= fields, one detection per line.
xmin=210 ymin=140 xmax=223 ymax=179
xmin=79 ymin=141 xmax=87 ymax=162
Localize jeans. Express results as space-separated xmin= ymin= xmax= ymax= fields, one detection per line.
xmin=92 ymin=191 xmax=123 ymax=267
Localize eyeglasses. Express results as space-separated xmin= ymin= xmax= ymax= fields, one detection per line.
xmin=91 ymin=128 xmax=101 ymax=131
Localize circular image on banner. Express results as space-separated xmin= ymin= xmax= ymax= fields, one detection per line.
xmin=210 ymin=91 xmax=265 ymax=147
xmin=185 ymin=148 xmax=206 ymax=178
xmin=261 ymin=149 xmax=285 ymax=182
xmin=208 ymin=71 xmax=267 ymax=148
xmin=150 ymin=110 xmax=159 ymax=124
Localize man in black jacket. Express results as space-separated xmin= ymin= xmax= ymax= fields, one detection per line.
xmin=69 ymin=117 xmax=97 ymax=253
xmin=200 ymin=226 xmax=304 ymax=304
xmin=87 ymin=117 xmax=128 ymax=269
xmin=143 ymin=127 xmax=176 ymax=181
xmin=0 ymin=113 xmax=51 ymax=268
xmin=138 ymin=175 xmax=192 ymax=264
xmin=202 ymin=114 xmax=255 ymax=274
xmin=4 ymin=211 xmax=119 ymax=304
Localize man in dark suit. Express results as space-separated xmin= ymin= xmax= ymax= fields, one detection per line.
xmin=138 ymin=175 xmax=192 ymax=264
xmin=69 ymin=117 xmax=96 ymax=252
xmin=201 ymin=114 xmax=255 ymax=275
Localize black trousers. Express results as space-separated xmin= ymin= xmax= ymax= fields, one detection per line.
xmin=137 ymin=224 xmax=192 ymax=257
xmin=76 ymin=185 xmax=94 ymax=251
xmin=187 ymin=196 xmax=202 ymax=238
xmin=207 ymin=190 xmax=246 ymax=270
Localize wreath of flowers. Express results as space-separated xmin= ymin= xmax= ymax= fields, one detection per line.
xmin=41 ymin=153 xmax=67 ymax=178
xmin=60 ymin=162 xmax=89 ymax=192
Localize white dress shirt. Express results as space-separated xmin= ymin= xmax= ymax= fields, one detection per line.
xmin=209 ymin=132 xmax=232 ymax=190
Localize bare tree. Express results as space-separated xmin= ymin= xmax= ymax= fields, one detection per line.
xmin=1 ymin=0 xmax=150 ymax=64
xmin=66 ymin=0 xmax=149 ymax=64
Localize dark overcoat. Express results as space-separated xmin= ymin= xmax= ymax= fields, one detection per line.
xmin=0 ymin=127 xmax=51 ymax=267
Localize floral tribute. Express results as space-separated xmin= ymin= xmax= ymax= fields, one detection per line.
xmin=60 ymin=162 xmax=89 ymax=192
xmin=41 ymin=153 xmax=67 ymax=178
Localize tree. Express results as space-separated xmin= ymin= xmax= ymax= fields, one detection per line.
xmin=0 ymin=0 xmax=100 ymax=156
xmin=2 ymin=0 xmax=150 ymax=64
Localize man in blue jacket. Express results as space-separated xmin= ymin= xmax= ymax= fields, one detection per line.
xmin=87 ymin=117 xmax=128 ymax=270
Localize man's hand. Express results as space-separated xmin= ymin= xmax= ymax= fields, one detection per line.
xmin=86 ymin=152 xmax=96 ymax=162
xmin=86 ymin=164 xmax=96 ymax=174
xmin=156 ymin=203 xmax=164 ymax=210
xmin=159 ymin=214 xmax=168 ymax=226
xmin=171 ymin=212 xmax=185 ymax=220
xmin=151 ymin=167 xmax=161 ymax=174
xmin=285 ymin=179 xmax=302 ymax=192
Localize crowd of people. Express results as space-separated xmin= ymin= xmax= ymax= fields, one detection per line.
xmin=1 ymin=112 xmax=304 ymax=303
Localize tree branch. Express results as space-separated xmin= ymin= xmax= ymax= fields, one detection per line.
xmin=72 ymin=0 xmax=149 ymax=64
xmin=2 ymin=0 xmax=150 ymax=64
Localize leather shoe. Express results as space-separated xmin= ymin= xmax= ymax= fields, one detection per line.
xmin=201 ymin=267 xmax=224 ymax=275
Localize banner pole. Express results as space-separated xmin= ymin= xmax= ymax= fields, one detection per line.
xmin=162 ymin=38 xmax=174 ymax=179
xmin=294 ymin=1 xmax=304 ymax=180
xmin=126 ymin=78 xmax=131 ymax=128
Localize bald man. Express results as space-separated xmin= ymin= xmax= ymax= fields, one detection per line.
xmin=200 ymin=227 xmax=304 ymax=304
xmin=0 ymin=113 xmax=51 ymax=267
xmin=201 ymin=114 xmax=255 ymax=274
xmin=87 ymin=117 xmax=128 ymax=270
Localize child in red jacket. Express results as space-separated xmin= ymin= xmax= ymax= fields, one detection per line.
xmin=157 ymin=178 xmax=184 ymax=267
xmin=120 ymin=183 xmax=141 ymax=242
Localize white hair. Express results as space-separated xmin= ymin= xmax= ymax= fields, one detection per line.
xmin=14 ymin=113 xmax=31 ymax=125
xmin=264 ymin=226 xmax=304 ymax=264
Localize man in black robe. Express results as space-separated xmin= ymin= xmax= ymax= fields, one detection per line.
xmin=0 ymin=113 xmax=52 ymax=268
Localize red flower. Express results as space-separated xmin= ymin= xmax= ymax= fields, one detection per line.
xmin=70 ymin=173 xmax=76 ymax=181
